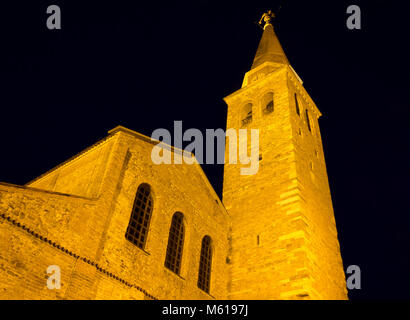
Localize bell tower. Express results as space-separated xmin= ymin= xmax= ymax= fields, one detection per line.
xmin=223 ymin=11 xmax=348 ymax=299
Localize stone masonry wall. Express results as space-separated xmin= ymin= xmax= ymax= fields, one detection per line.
xmin=0 ymin=128 xmax=230 ymax=300
xmin=0 ymin=214 xmax=147 ymax=299
xmin=287 ymin=72 xmax=348 ymax=299
xmin=27 ymin=135 xmax=117 ymax=199
xmin=223 ymin=63 xmax=347 ymax=299
xmin=97 ymin=130 xmax=230 ymax=300
xmin=224 ymin=65 xmax=311 ymax=299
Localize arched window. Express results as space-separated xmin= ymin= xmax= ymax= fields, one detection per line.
xmin=262 ymin=92 xmax=274 ymax=114
xmin=305 ymin=109 xmax=312 ymax=132
xmin=164 ymin=212 xmax=185 ymax=274
xmin=241 ymin=103 xmax=253 ymax=126
xmin=295 ymin=93 xmax=300 ymax=116
xmin=197 ymin=235 xmax=212 ymax=293
xmin=125 ymin=183 xmax=153 ymax=249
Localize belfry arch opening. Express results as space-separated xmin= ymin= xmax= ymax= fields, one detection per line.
xmin=241 ymin=103 xmax=253 ymax=126
xmin=262 ymin=92 xmax=274 ymax=114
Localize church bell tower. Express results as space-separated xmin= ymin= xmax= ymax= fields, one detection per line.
xmin=222 ymin=11 xmax=348 ymax=299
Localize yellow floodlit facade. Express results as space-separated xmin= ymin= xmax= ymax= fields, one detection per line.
xmin=0 ymin=15 xmax=347 ymax=300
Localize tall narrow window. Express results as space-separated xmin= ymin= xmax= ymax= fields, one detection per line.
xmin=305 ymin=109 xmax=312 ymax=132
xmin=295 ymin=93 xmax=300 ymax=116
xmin=125 ymin=183 xmax=153 ymax=249
xmin=165 ymin=212 xmax=185 ymax=274
xmin=197 ymin=236 xmax=212 ymax=293
xmin=262 ymin=92 xmax=274 ymax=114
xmin=241 ymin=103 xmax=253 ymax=126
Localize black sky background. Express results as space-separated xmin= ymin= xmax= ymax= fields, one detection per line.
xmin=1 ymin=0 xmax=409 ymax=300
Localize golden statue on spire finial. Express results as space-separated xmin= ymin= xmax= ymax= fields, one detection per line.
xmin=259 ymin=10 xmax=276 ymax=29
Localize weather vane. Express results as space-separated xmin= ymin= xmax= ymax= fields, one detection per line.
xmin=258 ymin=10 xmax=276 ymax=29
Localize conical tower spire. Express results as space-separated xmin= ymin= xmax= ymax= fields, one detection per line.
xmin=251 ymin=10 xmax=289 ymax=68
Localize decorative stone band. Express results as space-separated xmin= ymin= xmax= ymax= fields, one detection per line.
xmin=0 ymin=213 xmax=158 ymax=300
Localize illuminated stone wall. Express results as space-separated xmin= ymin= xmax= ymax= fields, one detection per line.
xmin=96 ymin=129 xmax=230 ymax=300
xmin=223 ymin=62 xmax=347 ymax=299
xmin=28 ymin=135 xmax=117 ymax=199
xmin=287 ymin=72 xmax=347 ymax=299
xmin=0 ymin=128 xmax=230 ymax=300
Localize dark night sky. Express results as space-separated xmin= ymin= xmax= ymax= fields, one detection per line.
xmin=1 ymin=0 xmax=409 ymax=299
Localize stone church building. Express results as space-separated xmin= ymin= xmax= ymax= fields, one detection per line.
xmin=0 ymin=15 xmax=348 ymax=300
